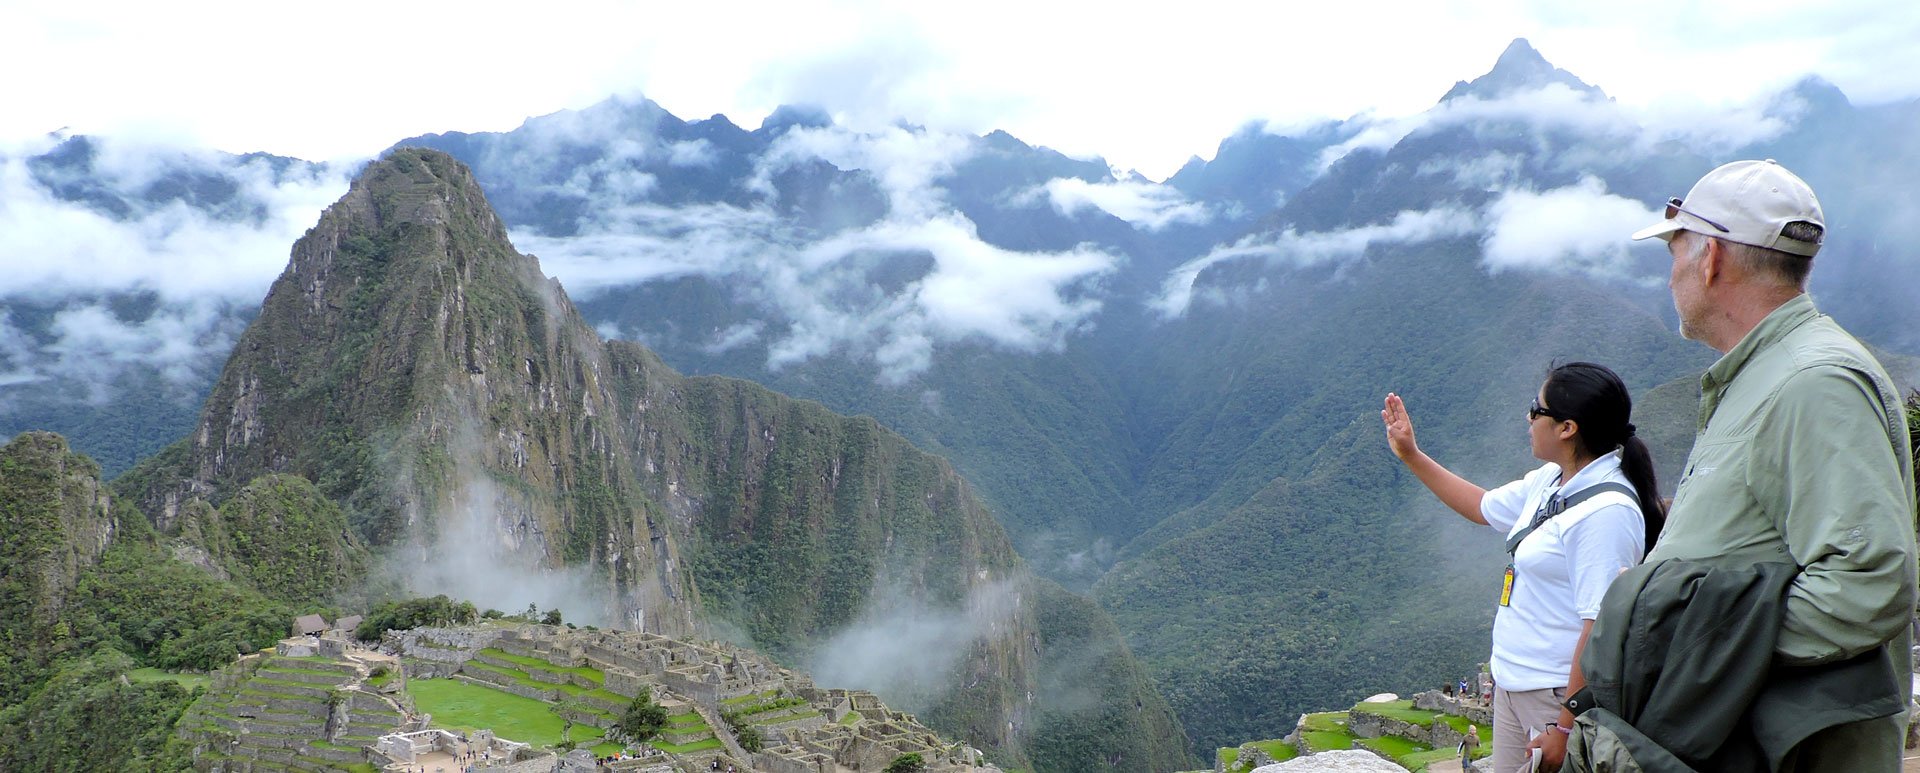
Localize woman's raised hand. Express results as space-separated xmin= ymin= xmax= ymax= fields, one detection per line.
xmin=1382 ymin=392 xmax=1420 ymax=462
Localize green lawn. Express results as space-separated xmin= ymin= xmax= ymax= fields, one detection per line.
xmin=128 ymin=668 xmax=210 ymax=690
xmin=407 ymin=677 xmax=608 ymax=749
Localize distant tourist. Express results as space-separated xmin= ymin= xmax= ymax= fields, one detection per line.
xmin=1559 ymin=161 xmax=1915 ymax=771
xmin=1383 ymin=362 xmax=1664 ymax=773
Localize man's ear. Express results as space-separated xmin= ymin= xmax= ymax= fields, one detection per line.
xmin=1699 ymin=237 xmax=1726 ymax=285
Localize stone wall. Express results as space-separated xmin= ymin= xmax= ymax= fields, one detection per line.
xmin=602 ymin=667 xmax=654 ymax=699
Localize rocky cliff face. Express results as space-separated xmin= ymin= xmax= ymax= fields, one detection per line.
xmin=0 ymin=432 xmax=120 ymax=702
xmin=113 ymin=148 xmax=1190 ymax=769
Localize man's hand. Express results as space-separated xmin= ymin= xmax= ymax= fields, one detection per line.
xmin=1526 ymin=725 xmax=1568 ymax=772
xmin=1382 ymin=393 xmax=1421 ymax=462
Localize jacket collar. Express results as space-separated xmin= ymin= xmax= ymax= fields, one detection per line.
xmin=1698 ymin=294 xmax=1820 ymax=422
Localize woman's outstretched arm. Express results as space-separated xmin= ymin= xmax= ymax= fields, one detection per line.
xmin=1383 ymin=392 xmax=1488 ymax=525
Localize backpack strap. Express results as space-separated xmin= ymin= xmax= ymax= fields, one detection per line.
xmin=1506 ymin=482 xmax=1637 ymax=555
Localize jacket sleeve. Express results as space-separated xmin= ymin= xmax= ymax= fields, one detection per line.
xmin=1749 ymin=366 xmax=1918 ymax=664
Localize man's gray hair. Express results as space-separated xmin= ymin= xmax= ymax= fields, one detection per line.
xmin=1722 ymin=220 xmax=1822 ymax=288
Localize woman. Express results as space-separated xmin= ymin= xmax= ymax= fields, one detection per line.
xmin=1382 ymin=362 xmax=1664 ymax=773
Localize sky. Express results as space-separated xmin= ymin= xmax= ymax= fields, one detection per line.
xmin=7 ymin=0 xmax=1920 ymax=180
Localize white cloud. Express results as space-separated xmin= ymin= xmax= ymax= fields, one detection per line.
xmin=0 ymin=301 xmax=248 ymax=403
xmin=0 ymin=138 xmax=348 ymax=302
xmin=1023 ymin=177 xmax=1212 ymax=231
xmin=0 ymin=137 xmax=346 ymax=404
xmin=701 ymin=323 xmax=763 ymax=354
xmin=522 ymin=124 xmax=1118 ymax=384
xmin=1481 ymin=176 xmax=1662 ymax=278
xmin=1154 ymin=206 xmax=1480 ymax=317
xmin=667 ymin=139 xmax=718 ymax=168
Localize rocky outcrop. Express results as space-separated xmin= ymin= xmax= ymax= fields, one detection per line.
xmin=0 ymin=432 xmax=120 ymax=702
xmin=1251 ymin=750 xmax=1405 ymax=773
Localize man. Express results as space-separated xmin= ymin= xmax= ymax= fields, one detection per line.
xmin=1621 ymin=159 xmax=1918 ymax=769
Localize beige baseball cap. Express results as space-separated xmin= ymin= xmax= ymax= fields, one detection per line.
xmin=1631 ymin=159 xmax=1824 ymax=257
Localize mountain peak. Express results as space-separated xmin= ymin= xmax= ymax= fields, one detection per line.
xmin=758 ymin=104 xmax=834 ymax=136
xmin=1440 ymin=37 xmax=1605 ymax=103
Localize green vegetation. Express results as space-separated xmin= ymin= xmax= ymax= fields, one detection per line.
xmin=127 ymin=667 xmax=211 ymax=691
xmin=885 ymin=753 xmax=928 ymax=773
xmin=181 ymin=473 xmax=371 ymax=603
xmin=618 ymin=692 xmax=668 ymax=742
xmin=0 ymin=649 xmax=198 ymax=772
xmin=356 ymin=595 xmax=478 ymax=640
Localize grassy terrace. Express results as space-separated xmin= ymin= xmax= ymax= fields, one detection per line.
xmin=409 ymin=677 xmax=618 ymax=752
xmin=721 ymin=690 xmax=780 ymax=706
xmin=275 ymin=655 xmax=349 ymax=665
xmin=463 ymin=660 xmax=593 ymax=697
xmin=1218 ymin=740 xmax=1298 ymax=773
xmin=1298 ymin=712 xmax=1355 ymax=753
xmin=838 ymin=711 xmax=861 ymax=726
xmin=651 ymin=737 xmax=723 ymax=754
xmin=1350 ymin=699 xmax=1444 ymax=728
xmin=479 ymin=648 xmax=604 ymax=684
xmin=258 ymin=665 xmax=352 ymax=679
xmin=128 ymin=667 xmax=210 ymax=691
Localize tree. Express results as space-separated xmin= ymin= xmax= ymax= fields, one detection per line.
xmin=735 ymin=725 xmax=763 ymax=752
xmin=884 ymin=753 xmax=926 ymax=773
xmin=619 ymin=692 xmax=668 ymax=742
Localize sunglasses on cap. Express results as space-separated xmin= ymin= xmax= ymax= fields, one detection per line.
xmin=1665 ymin=197 xmax=1730 ymax=234
xmin=1528 ymin=396 xmax=1568 ymax=422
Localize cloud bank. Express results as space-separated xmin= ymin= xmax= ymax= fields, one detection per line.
xmin=1154 ymin=206 xmax=1480 ymax=317
xmin=1481 ymin=176 xmax=1663 ymax=278
xmin=0 ymin=136 xmax=347 ymax=398
xmin=518 ymin=123 xmax=1119 ymax=384
xmin=1020 ymin=177 xmax=1211 ymax=231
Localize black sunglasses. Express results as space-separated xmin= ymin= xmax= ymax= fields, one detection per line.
xmin=1528 ymin=396 xmax=1567 ymax=422
xmin=1665 ymin=197 xmax=1731 ymax=234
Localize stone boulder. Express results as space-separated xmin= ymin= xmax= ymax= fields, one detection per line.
xmin=1252 ymin=750 xmax=1406 ymax=773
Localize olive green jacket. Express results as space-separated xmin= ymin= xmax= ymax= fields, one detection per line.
xmin=1642 ymin=293 xmax=1917 ymax=770
xmin=1564 ymin=560 xmax=1903 ymax=772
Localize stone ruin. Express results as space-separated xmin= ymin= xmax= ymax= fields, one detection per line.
xmin=380 ymin=622 xmax=999 ymax=772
